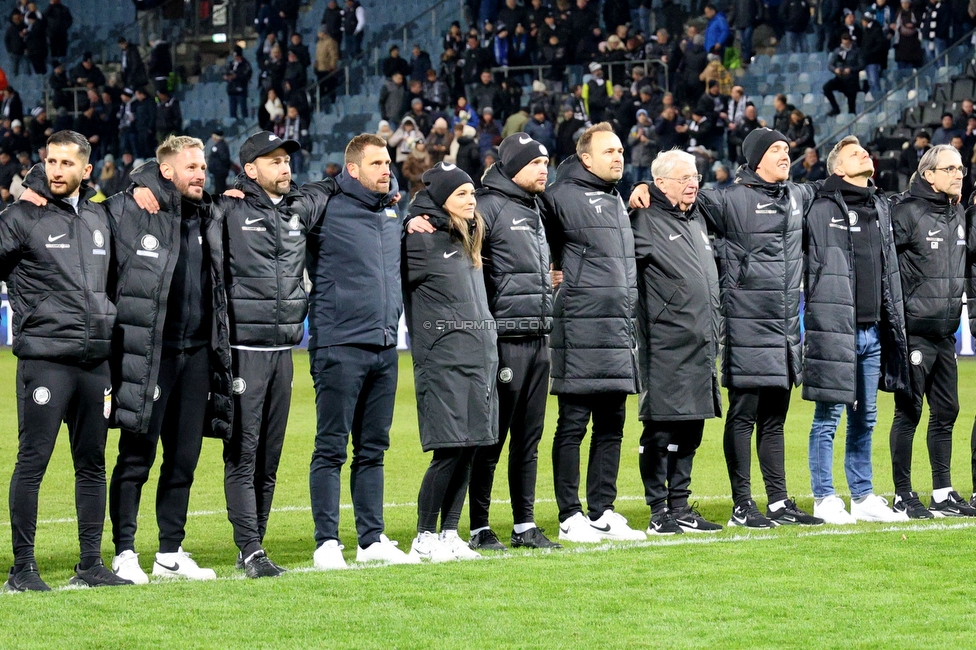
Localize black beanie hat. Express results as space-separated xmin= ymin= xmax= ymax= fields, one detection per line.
xmin=742 ymin=127 xmax=789 ymax=170
xmin=423 ymin=162 xmax=474 ymax=207
xmin=499 ymin=133 xmax=550 ymax=177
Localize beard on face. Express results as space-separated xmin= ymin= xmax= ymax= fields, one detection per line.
xmin=259 ymin=171 xmax=291 ymax=197
xmin=173 ymin=173 xmax=205 ymax=200
xmin=48 ymin=173 xmax=82 ymax=197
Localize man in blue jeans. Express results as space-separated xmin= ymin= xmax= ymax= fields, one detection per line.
xmin=802 ymin=136 xmax=911 ymax=524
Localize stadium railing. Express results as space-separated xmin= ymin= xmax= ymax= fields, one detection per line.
xmin=488 ymin=59 xmax=669 ymax=94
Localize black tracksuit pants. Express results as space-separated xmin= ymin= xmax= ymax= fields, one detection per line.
xmin=110 ymin=345 xmax=210 ymax=555
xmin=724 ymin=386 xmax=791 ymax=506
xmin=224 ymin=348 xmax=293 ymax=559
xmin=468 ymin=336 xmax=549 ymax=530
xmin=309 ymin=344 xmax=397 ymax=549
xmin=9 ymin=359 xmax=111 ymax=567
xmin=639 ymin=419 xmax=704 ymax=513
xmin=890 ymin=335 xmax=958 ymax=494
xmin=417 ymin=447 xmax=478 ymax=533
xmin=552 ymin=392 xmax=627 ymax=522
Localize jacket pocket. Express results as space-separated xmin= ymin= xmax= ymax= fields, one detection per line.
xmin=571 ymin=246 xmax=588 ymax=286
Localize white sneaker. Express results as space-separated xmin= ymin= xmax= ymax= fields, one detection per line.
xmin=409 ymin=531 xmax=455 ymax=563
xmin=313 ymin=540 xmax=348 ymax=570
xmin=112 ymin=550 xmax=149 ymax=585
xmin=851 ymin=494 xmax=908 ymax=522
xmin=558 ymin=512 xmax=603 ymax=543
xmin=356 ymin=534 xmax=421 ymax=564
xmin=440 ymin=531 xmax=481 ymax=561
xmin=152 ymin=547 xmax=217 ymax=580
xmin=813 ymin=494 xmax=857 ymax=525
xmin=589 ymin=510 xmax=647 ymax=541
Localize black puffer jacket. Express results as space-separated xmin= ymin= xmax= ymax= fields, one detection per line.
xmin=224 ymin=174 xmax=336 ymax=347
xmin=402 ymin=191 xmax=499 ymax=452
xmin=631 ymin=184 xmax=721 ymax=421
xmin=967 ymin=191 xmax=976 ymax=337
xmin=891 ymin=173 xmax=966 ymax=339
xmin=106 ymin=162 xmax=233 ymax=438
xmin=803 ymin=180 xmax=910 ymax=404
xmin=477 ymin=164 xmax=552 ymax=338
xmin=1 ymin=167 xmax=115 ymax=362
xmin=697 ymin=166 xmax=816 ymax=389
xmin=543 ymin=155 xmax=638 ymax=395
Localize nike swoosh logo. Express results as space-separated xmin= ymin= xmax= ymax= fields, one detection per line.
xmin=443 ymin=251 xmax=458 ymax=258
xmin=679 ymin=519 xmax=699 ymax=529
xmin=48 ymin=234 xmax=66 ymax=242
xmin=588 ymin=198 xmax=601 ymax=204
xmin=669 ymin=234 xmax=682 ymax=241
xmin=518 ymin=135 xmax=532 ymax=144
xmin=156 ymin=562 xmax=180 ymax=572
xmin=104 ymin=388 xmax=112 ymax=396
xmin=512 ymin=218 xmax=527 ymax=225
xmin=831 ymin=217 xmax=844 ymax=223
xmin=756 ymin=202 xmax=774 ymax=210
xmin=245 ymin=218 xmax=262 ymax=225
xmin=928 ymin=230 xmax=941 ymax=236
xmin=590 ymin=523 xmax=611 ymax=532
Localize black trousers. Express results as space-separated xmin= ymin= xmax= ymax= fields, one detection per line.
xmin=468 ymin=337 xmax=549 ymax=530
xmin=639 ymin=419 xmax=705 ymax=513
xmin=724 ymin=386 xmax=790 ymax=506
xmin=890 ymin=335 xmax=958 ymax=494
xmin=110 ymin=345 xmax=210 ymax=555
xmin=223 ymin=349 xmax=292 ymax=559
xmin=417 ymin=447 xmax=477 ymax=533
xmin=309 ymin=344 xmax=397 ymax=548
xmin=9 ymin=359 xmax=111 ymax=566
xmin=552 ymin=392 xmax=627 ymax=522
xmin=823 ymin=76 xmax=859 ymax=114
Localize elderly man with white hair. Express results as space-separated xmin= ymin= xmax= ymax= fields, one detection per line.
xmin=629 ymin=149 xmax=723 ymax=535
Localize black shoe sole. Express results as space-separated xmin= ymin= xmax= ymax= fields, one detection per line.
xmin=511 ymin=540 xmax=562 ymax=549
xmin=469 ymin=541 xmax=508 ymax=551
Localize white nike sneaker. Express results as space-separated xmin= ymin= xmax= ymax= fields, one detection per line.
xmin=152 ymin=547 xmax=217 ymax=580
xmin=589 ymin=510 xmax=647 ymax=541
xmin=409 ymin=531 xmax=455 ymax=563
xmin=356 ymin=534 xmax=421 ymax=564
xmin=313 ymin=540 xmax=348 ymax=570
xmin=558 ymin=512 xmax=603 ymax=543
xmin=813 ymin=494 xmax=856 ymax=525
xmin=851 ymin=494 xmax=908 ymax=522
xmin=440 ymin=530 xmax=481 ymax=560
xmin=112 ymin=550 xmax=149 ymax=585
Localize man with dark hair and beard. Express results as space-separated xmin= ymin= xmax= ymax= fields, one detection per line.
xmin=1 ymin=131 xmax=130 ymax=591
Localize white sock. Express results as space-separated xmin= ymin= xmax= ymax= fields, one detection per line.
xmin=469 ymin=526 xmax=490 ymax=537
xmin=932 ymin=487 xmax=952 ymax=503
xmin=440 ymin=529 xmax=458 ymax=540
xmin=513 ymin=522 xmax=536 ymax=534
xmin=768 ymin=499 xmax=787 ymax=512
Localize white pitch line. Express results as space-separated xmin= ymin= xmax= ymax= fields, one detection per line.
xmin=0 ymin=492 xmax=920 ymax=528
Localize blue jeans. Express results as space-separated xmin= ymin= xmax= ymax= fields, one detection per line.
xmin=737 ymin=27 xmax=754 ymax=63
xmin=808 ymin=324 xmax=881 ymax=499
xmin=865 ymin=63 xmax=882 ymax=98
xmin=782 ymin=30 xmax=805 ymax=53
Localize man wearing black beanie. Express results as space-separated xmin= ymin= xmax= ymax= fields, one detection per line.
xmin=631 ymin=127 xmax=825 ymax=528
xmin=467 ymin=133 xmax=562 ymax=550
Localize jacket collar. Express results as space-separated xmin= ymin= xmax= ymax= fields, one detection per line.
xmin=734 ymin=164 xmax=787 ymax=197
xmin=649 ymin=182 xmax=696 ymax=221
xmin=481 ymin=164 xmax=538 ymax=205
xmin=909 ymin=172 xmax=954 ymax=206
xmin=336 ymin=169 xmax=399 ymax=210
xmin=24 ymin=162 xmax=97 ymax=208
xmin=555 ymin=155 xmax=618 ymax=194
xmin=238 ymin=173 xmax=303 ymax=209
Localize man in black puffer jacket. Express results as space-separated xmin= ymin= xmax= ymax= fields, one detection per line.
xmin=1 ymin=131 xmax=128 ymax=592
xmin=888 ymin=145 xmax=975 ymax=519
xmin=105 ymin=136 xmax=232 ymax=584
xmin=542 ymin=122 xmax=645 ymax=544
xmin=803 ymin=136 xmax=909 ymax=526
xmin=631 ymin=128 xmax=823 ymax=529
xmin=466 ymin=134 xmax=560 ymax=551
xmin=631 ymin=149 xmax=723 ymax=536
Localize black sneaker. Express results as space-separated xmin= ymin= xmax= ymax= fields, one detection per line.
xmin=767 ymin=498 xmax=824 ymax=526
xmin=646 ymin=508 xmax=683 ymax=535
xmin=929 ymin=491 xmax=976 ymax=517
xmin=69 ymin=559 xmax=134 ymax=588
xmin=4 ymin=563 xmax=51 ymax=592
xmin=728 ymin=500 xmax=776 ymax=528
xmin=894 ymin=491 xmax=935 ymax=519
xmin=235 ymin=552 xmax=244 ymax=570
xmin=244 ymin=551 xmax=286 ymax=578
xmin=970 ymin=493 xmax=976 ymax=510
xmin=511 ymin=527 xmax=562 ymax=549
xmin=672 ymin=503 xmax=723 ymax=533
xmin=469 ymin=529 xmax=507 ymax=551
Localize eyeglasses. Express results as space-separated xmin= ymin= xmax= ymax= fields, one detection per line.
xmin=933 ymin=166 xmax=968 ymax=176
xmin=663 ymin=174 xmax=703 ymax=185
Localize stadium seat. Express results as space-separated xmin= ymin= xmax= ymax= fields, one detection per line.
xmin=952 ymin=78 xmax=975 ymax=101
xmin=921 ymin=100 xmax=946 ymax=126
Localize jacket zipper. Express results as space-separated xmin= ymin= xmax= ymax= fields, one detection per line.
xmin=840 ymin=192 xmax=858 ymax=411
xmin=377 ymin=206 xmax=389 ymax=346
xmin=273 ymin=203 xmax=282 ymax=346
xmin=74 ymin=209 xmax=91 ymax=360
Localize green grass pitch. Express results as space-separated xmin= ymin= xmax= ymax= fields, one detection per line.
xmin=2 ymin=348 xmax=976 ymax=649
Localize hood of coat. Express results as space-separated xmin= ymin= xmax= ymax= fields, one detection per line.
xmin=555 ymin=154 xmax=618 ymax=193
xmin=337 ymin=167 xmax=399 ymax=210
xmin=24 ymin=162 xmax=98 ymax=205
